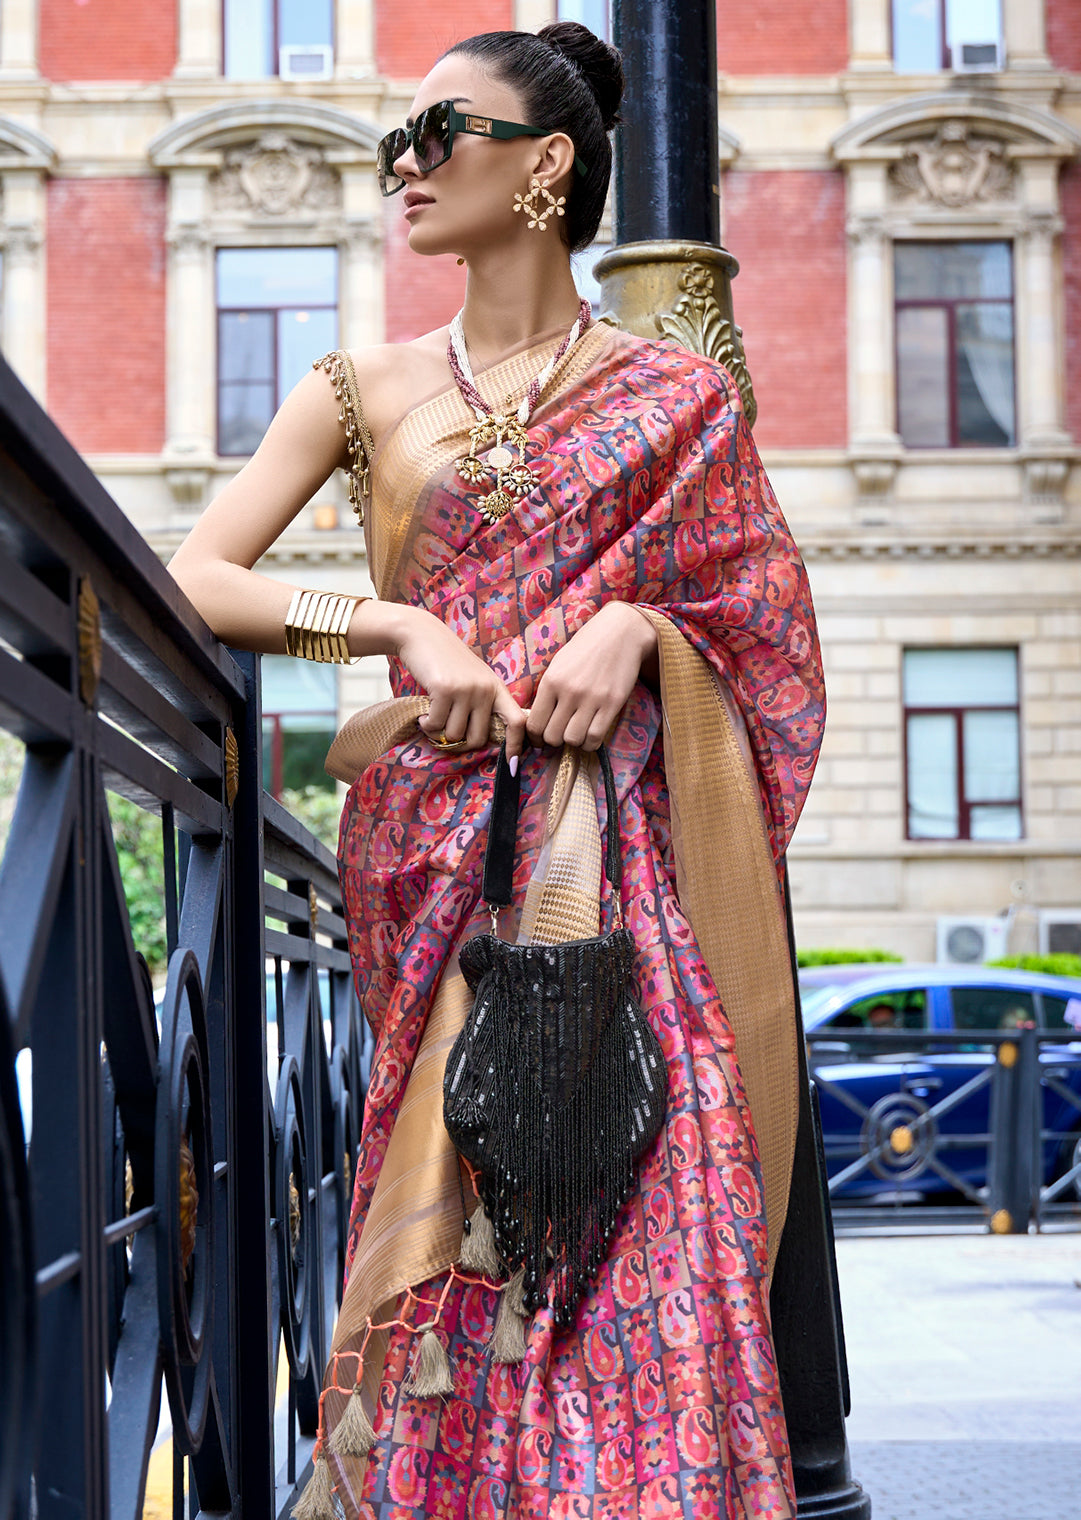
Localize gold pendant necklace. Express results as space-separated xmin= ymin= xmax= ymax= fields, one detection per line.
xmin=456 ymin=411 xmax=538 ymax=524
xmin=447 ymin=299 xmax=592 ymax=527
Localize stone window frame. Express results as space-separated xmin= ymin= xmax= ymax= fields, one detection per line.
xmin=0 ymin=118 xmax=56 ymax=406
xmin=831 ymin=93 xmax=1080 ymax=513
xmin=850 ymin=0 xmax=1050 ymax=73
xmin=147 ymin=100 xmax=384 ymax=513
xmin=174 ymin=0 xmax=375 ymax=80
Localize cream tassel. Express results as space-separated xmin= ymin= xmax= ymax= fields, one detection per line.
xmin=405 ymin=1327 xmax=454 ymax=1397
xmin=489 ymin=1267 xmax=529 ymax=1364
xmin=459 ymin=1203 xmax=502 ymax=1276
xmin=291 ymin=1452 xmax=336 ymax=1520
xmin=328 ymin=1383 xmax=376 ymax=1459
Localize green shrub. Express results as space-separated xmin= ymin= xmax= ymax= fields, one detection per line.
xmin=987 ymin=953 xmax=1081 ymax=980
xmin=796 ymin=947 xmax=905 ymax=968
xmin=108 ymin=794 xmax=168 ymax=979
xmin=279 ymin=785 xmax=343 ymax=852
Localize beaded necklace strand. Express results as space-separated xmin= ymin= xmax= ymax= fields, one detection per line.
xmin=446 ymin=297 xmax=592 ymax=524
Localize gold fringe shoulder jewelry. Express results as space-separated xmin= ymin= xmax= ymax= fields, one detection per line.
xmin=284 ymin=590 xmax=368 ymax=663
xmin=447 ymin=297 xmax=592 ymax=526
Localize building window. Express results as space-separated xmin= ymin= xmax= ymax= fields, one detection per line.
xmin=892 ymin=0 xmax=1002 ymax=73
xmin=223 ymin=0 xmax=334 ymax=80
xmin=261 ymin=656 xmax=338 ymax=797
xmin=216 ymin=247 xmax=338 ymax=457
xmin=903 ymin=648 xmax=1021 ymax=842
xmin=558 ymin=1 xmax=611 ymax=42
xmin=894 ymin=241 xmax=1015 ymax=449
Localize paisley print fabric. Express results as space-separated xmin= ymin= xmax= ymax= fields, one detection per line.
xmin=325 ymin=332 xmax=824 ymax=1520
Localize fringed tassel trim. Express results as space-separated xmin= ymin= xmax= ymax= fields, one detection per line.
xmin=405 ymin=1325 xmax=455 ymax=1397
xmin=459 ymin=1202 xmax=503 ymax=1277
xmin=291 ymin=1451 xmax=336 ymax=1520
xmin=328 ymin=1383 xmax=376 ymax=1459
xmin=490 ymin=1266 xmax=530 ymax=1364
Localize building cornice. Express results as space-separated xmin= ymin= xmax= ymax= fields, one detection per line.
xmin=800 ymin=533 xmax=1081 ymax=561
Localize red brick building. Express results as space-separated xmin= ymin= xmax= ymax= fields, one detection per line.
xmin=3 ymin=0 xmax=1080 ymax=957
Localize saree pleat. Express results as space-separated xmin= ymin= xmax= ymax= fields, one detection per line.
xmin=316 ymin=326 xmax=824 ymax=1520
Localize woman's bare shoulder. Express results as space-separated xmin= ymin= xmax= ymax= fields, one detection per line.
xmin=340 ymin=331 xmax=452 ymax=443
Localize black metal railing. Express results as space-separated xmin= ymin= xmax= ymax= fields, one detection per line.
xmin=808 ymin=1025 xmax=1081 ymax=1232
xmin=0 ymin=352 xmax=370 ymax=1520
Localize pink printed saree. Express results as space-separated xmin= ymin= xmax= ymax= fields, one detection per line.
xmin=312 ymin=322 xmax=824 ymax=1520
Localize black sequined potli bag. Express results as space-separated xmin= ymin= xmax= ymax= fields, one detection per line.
xmin=443 ymin=745 xmax=668 ymax=1330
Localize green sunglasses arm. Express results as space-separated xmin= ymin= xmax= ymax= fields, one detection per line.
xmin=448 ymin=108 xmax=589 ymax=179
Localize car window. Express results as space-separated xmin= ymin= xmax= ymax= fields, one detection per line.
xmin=822 ymin=990 xmax=928 ymax=1032
xmin=951 ymin=987 xmax=1035 ymax=1032
xmin=1040 ymin=994 xmax=1081 ymax=1032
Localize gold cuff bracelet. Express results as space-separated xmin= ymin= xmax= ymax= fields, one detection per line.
xmin=284 ymin=590 xmax=367 ymax=663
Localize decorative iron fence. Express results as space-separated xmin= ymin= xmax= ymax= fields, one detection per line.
xmin=809 ymin=1025 xmax=1081 ymax=1231
xmin=0 ymin=353 xmax=370 ymax=1520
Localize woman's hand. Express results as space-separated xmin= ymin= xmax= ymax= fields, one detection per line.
xmin=526 ymin=602 xmax=658 ymax=751
xmin=381 ymin=603 xmax=527 ymax=760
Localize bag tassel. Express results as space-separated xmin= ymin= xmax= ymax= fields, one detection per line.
xmin=459 ymin=1203 xmax=502 ymax=1277
xmin=405 ymin=1326 xmax=454 ymax=1398
xmin=291 ymin=1451 xmax=336 ymax=1520
xmin=489 ymin=1266 xmax=529 ymax=1364
xmin=328 ymin=1383 xmax=376 ymax=1459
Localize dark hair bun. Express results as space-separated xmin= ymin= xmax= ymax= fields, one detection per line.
xmin=537 ymin=21 xmax=624 ymax=133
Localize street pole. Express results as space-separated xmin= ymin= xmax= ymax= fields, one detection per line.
xmin=596 ymin=0 xmax=756 ymax=429
xmin=600 ymin=5 xmax=871 ymax=1516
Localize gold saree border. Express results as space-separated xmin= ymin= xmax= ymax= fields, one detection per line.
xmin=639 ymin=607 xmax=799 ymax=1274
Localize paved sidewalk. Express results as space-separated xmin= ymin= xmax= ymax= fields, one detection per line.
xmin=834 ymin=1229 xmax=1081 ymax=1520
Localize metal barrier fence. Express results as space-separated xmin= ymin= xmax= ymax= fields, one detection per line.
xmin=808 ymin=1025 xmax=1081 ymax=1232
xmin=0 ymin=353 xmax=370 ymax=1520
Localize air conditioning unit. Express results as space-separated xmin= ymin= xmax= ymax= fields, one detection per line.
xmin=280 ymin=45 xmax=333 ymax=81
xmin=1039 ymin=911 xmax=1081 ymax=958
xmin=936 ymin=915 xmax=1008 ymax=965
xmin=952 ymin=40 xmax=1003 ymax=72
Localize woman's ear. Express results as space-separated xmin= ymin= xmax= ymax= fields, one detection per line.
xmin=533 ymin=131 xmax=577 ymax=191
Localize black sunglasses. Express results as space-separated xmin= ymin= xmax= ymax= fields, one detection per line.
xmin=377 ymin=100 xmax=589 ymax=197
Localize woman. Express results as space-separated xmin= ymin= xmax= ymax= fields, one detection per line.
xmin=170 ymin=22 xmax=824 ymax=1520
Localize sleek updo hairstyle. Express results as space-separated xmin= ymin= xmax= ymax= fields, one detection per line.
xmin=443 ymin=22 xmax=624 ymax=253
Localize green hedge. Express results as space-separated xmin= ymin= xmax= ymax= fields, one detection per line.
xmin=796 ymin=948 xmax=904 ymax=968
xmin=987 ymin=953 xmax=1081 ymax=980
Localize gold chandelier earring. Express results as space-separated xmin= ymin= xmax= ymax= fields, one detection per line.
xmin=512 ymin=176 xmax=566 ymax=231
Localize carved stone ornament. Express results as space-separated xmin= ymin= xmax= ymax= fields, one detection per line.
xmin=210 ymin=132 xmax=342 ymax=216
xmin=77 ymin=576 xmax=102 ymax=707
xmin=889 ymin=122 xmax=1015 ymax=209
xmin=656 ymin=264 xmax=758 ymax=428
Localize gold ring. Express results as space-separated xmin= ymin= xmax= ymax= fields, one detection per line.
xmin=428 ymin=730 xmax=470 ymax=753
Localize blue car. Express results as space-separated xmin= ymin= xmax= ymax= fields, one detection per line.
xmin=798 ymin=964 xmax=1081 ymax=1203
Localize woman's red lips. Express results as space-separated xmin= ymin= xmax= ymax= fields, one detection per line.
xmin=403 ymin=191 xmax=434 ymax=210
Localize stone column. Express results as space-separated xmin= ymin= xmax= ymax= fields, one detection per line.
xmin=845 ymin=161 xmax=902 ymax=519
xmin=0 ymin=173 xmax=45 ymax=402
xmin=848 ymin=213 xmax=899 ymax=453
xmin=174 ymin=0 xmax=223 ymax=77
xmin=0 ymin=0 xmax=37 ymax=77
xmin=1015 ymin=213 xmax=1068 ymax=451
xmin=849 ymin=0 xmax=892 ymax=71
xmin=1002 ymin=0 xmax=1050 ymax=71
xmin=164 ymin=172 xmax=216 ymax=512
xmin=341 ymin=170 xmax=384 ymax=346
xmin=335 ymin=0 xmax=376 ymax=78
